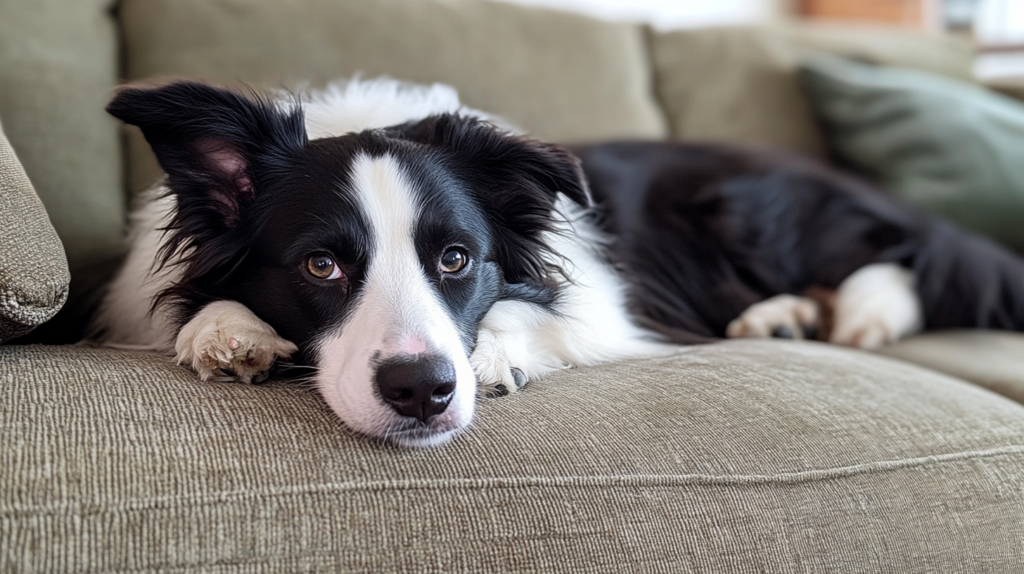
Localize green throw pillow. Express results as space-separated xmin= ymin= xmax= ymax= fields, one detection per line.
xmin=800 ymin=56 xmax=1024 ymax=250
xmin=0 ymin=116 xmax=69 ymax=342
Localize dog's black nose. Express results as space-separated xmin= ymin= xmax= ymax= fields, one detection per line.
xmin=375 ymin=355 xmax=456 ymax=422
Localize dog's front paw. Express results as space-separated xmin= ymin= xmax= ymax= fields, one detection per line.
xmin=830 ymin=264 xmax=922 ymax=350
xmin=175 ymin=301 xmax=298 ymax=384
xmin=726 ymin=295 xmax=821 ymax=341
xmin=470 ymin=329 xmax=528 ymax=397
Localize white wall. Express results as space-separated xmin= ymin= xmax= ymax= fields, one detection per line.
xmin=490 ymin=0 xmax=783 ymax=29
xmin=974 ymin=0 xmax=1024 ymax=45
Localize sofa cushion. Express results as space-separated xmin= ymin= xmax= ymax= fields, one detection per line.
xmin=0 ymin=0 xmax=124 ymax=276
xmin=0 ymin=117 xmax=69 ymax=342
xmin=118 ymin=0 xmax=668 ymax=194
xmin=4 ymin=341 xmax=1024 ymax=571
xmin=883 ymin=330 xmax=1024 ymax=405
xmin=800 ymin=56 xmax=1024 ymax=250
xmin=781 ymin=22 xmax=976 ymax=82
xmin=651 ymin=24 xmax=975 ymax=156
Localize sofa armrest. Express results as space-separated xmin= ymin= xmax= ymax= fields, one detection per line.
xmin=0 ymin=117 xmax=69 ymax=341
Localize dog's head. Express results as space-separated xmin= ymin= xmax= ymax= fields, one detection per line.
xmin=107 ymin=81 xmax=590 ymax=446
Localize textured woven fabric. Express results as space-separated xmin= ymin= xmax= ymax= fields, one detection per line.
xmin=4 ymin=340 xmax=1024 ymax=572
xmin=884 ymin=330 xmax=1024 ymax=405
xmin=0 ymin=118 xmax=69 ymax=342
xmin=118 ymin=0 xmax=667 ymax=194
xmin=651 ymin=23 xmax=974 ymax=157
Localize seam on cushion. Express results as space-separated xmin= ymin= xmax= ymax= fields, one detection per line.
xmin=4 ymin=445 xmax=1024 ymax=516
xmin=0 ymin=287 xmax=66 ymax=321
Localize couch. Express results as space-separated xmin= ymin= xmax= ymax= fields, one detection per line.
xmin=4 ymin=0 xmax=1024 ymax=571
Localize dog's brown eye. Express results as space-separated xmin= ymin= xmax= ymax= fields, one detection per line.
xmin=440 ymin=248 xmax=468 ymax=274
xmin=306 ymin=253 xmax=342 ymax=280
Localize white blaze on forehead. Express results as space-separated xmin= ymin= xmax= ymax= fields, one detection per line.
xmin=314 ymin=152 xmax=475 ymax=445
xmin=348 ymin=153 xmax=466 ymax=354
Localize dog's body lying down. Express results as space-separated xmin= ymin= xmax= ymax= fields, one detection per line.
xmin=94 ymin=79 xmax=1024 ymax=446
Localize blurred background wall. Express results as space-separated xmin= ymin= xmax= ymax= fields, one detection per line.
xmin=494 ymin=0 xmax=1019 ymax=34
xmin=487 ymin=0 xmax=786 ymax=28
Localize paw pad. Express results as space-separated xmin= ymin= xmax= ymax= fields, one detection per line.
xmin=727 ymin=295 xmax=822 ymax=341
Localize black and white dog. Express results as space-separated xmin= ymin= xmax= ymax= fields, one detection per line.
xmin=95 ymin=79 xmax=1024 ymax=446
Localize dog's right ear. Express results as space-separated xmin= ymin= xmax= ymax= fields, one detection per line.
xmin=107 ymin=82 xmax=307 ymax=228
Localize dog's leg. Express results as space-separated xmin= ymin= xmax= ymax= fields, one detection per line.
xmin=175 ymin=300 xmax=298 ymax=384
xmin=470 ymin=298 xmax=674 ymax=397
xmin=829 ymin=263 xmax=922 ymax=350
xmin=470 ymin=299 xmax=556 ymax=397
xmin=726 ymin=294 xmax=822 ymax=340
xmin=470 ymin=325 xmax=529 ymax=397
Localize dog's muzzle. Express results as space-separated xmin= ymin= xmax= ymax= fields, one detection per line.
xmin=374 ymin=355 xmax=457 ymax=422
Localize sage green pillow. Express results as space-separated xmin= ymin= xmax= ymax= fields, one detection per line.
xmin=0 ymin=117 xmax=69 ymax=342
xmin=800 ymin=57 xmax=1024 ymax=249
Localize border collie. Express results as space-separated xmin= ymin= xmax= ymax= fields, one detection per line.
xmin=94 ymin=78 xmax=1024 ymax=447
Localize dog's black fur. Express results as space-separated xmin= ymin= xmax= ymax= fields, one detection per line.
xmin=573 ymin=141 xmax=1024 ymax=339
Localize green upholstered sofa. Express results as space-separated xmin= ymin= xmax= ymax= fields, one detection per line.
xmin=4 ymin=1 xmax=1024 ymax=571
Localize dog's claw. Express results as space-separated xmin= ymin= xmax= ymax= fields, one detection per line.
xmin=511 ymin=368 xmax=527 ymax=389
xmin=479 ymin=370 xmax=526 ymax=398
xmin=487 ymin=384 xmax=510 ymax=398
xmin=470 ymin=328 xmax=528 ymax=397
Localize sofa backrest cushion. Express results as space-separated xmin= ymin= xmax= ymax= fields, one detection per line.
xmin=651 ymin=23 xmax=976 ymax=157
xmin=0 ymin=116 xmax=70 ymax=342
xmin=0 ymin=0 xmax=124 ymax=277
xmin=118 ymin=0 xmax=668 ymax=194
